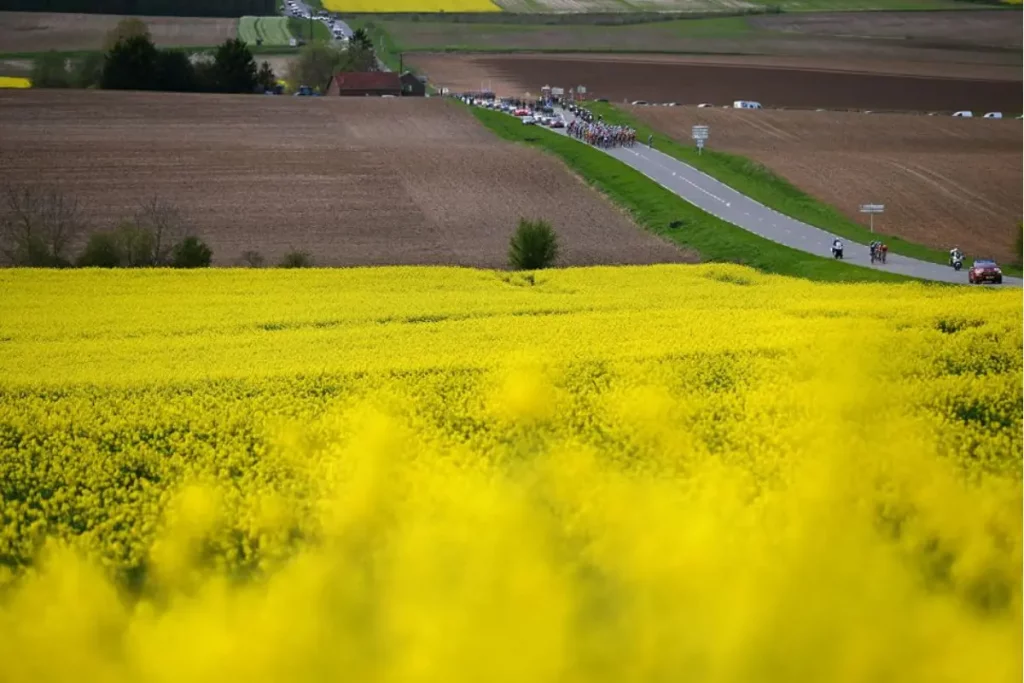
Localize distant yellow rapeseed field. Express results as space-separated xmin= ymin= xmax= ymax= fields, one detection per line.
xmin=323 ymin=0 xmax=499 ymax=11
xmin=0 ymin=265 xmax=1020 ymax=682
xmin=0 ymin=76 xmax=31 ymax=89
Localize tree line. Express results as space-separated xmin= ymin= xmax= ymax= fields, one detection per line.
xmin=32 ymin=18 xmax=277 ymax=94
xmin=0 ymin=0 xmax=273 ymax=18
xmin=1 ymin=186 xmax=212 ymax=268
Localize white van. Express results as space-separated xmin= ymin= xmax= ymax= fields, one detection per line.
xmin=952 ymin=110 xmax=973 ymax=118
xmin=733 ymin=100 xmax=762 ymax=110
xmin=983 ymin=112 xmax=1003 ymax=119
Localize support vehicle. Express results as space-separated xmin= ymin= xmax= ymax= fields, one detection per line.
xmin=968 ymin=260 xmax=1002 ymax=284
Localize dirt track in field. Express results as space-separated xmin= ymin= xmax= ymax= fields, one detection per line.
xmin=0 ymin=11 xmax=238 ymax=52
xmin=408 ymin=53 xmax=1021 ymax=113
xmin=630 ymin=106 xmax=1023 ymax=261
xmin=0 ymin=90 xmax=691 ymax=268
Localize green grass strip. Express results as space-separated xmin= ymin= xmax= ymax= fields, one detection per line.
xmin=469 ymin=105 xmax=913 ymax=284
xmin=587 ymin=102 xmax=1021 ymax=277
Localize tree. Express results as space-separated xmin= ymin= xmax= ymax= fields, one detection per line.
xmin=70 ymin=52 xmax=105 ymax=89
xmin=256 ymin=60 xmax=277 ymax=92
xmin=351 ymin=27 xmax=373 ymax=52
xmin=342 ymin=43 xmax=377 ymax=73
xmin=154 ymin=50 xmax=198 ymax=92
xmin=287 ymin=43 xmax=344 ymax=92
xmin=77 ymin=232 xmax=122 ymax=268
xmin=30 ymin=51 xmax=70 ymax=88
xmin=209 ymin=38 xmax=257 ymax=93
xmin=508 ymin=218 xmax=559 ymax=271
xmin=0 ymin=186 xmax=85 ymax=267
xmin=102 ymin=34 xmax=159 ymax=91
xmin=113 ymin=222 xmax=156 ymax=267
xmin=172 ymin=236 xmax=213 ymax=268
xmin=103 ymin=18 xmax=151 ymax=54
xmin=134 ymin=197 xmax=188 ymax=265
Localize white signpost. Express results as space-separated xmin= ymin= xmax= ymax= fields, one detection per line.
xmin=692 ymin=125 xmax=709 ymax=155
xmin=859 ymin=203 xmax=885 ymax=233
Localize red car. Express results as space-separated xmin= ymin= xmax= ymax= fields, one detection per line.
xmin=968 ymin=259 xmax=1003 ymax=285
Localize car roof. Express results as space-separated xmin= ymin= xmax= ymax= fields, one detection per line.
xmin=974 ymin=259 xmax=997 ymax=265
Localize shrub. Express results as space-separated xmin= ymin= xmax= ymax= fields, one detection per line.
xmin=77 ymin=232 xmax=123 ymax=268
xmin=113 ymin=222 xmax=156 ymax=267
xmin=30 ymin=51 xmax=70 ymax=88
xmin=508 ymin=218 xmax=559 ymax=271
xmin=241 ymin=250 xmax=265 ymax=267
xmin=102 ymin=34 xmax=159 ymax=91
xmin=279 ymin=250 xmax=313 ymax=268
xmin=171 ymin=236 xmax=212 ymax=268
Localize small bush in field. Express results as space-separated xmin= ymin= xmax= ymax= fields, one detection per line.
xmin=279 ymin=250 xmax=313 ymax=268
xmin=171 ymin=236 xmax=212 ymax=268
xmin=509 ymin=218 xmax=559 ymax=271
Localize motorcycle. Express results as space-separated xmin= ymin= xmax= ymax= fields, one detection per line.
xmin=952 ymin=256 xmax=963 ymax=271
xmin=831 ymin=243 xmax=844 ymax=260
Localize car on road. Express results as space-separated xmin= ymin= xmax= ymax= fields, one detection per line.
xmin=968 ymin=259 xmax=1003 ymax=285
xmin=522 ymin=116 xmax=536 ymax=125
xmin=548 ymin=118 xmax=565 ymax=128
xmin=513 ymin=108 xmax=530 ymax=116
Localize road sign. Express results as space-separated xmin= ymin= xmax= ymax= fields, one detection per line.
xmin=692 ymin=125 xmax=709 ymax=154
xmin=859 ymin=204 xmax=885 ymax=232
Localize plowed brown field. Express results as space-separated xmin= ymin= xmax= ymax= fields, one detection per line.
xmin=0 ymin=11 xmax=237 ymax=52
xmin=408 ymin=53 xmax=1020 ymax=113
xmin=630 ymin=106 xmax=1023 ymax=261
xmin=0 ymin=90 xmax=690 ymax=268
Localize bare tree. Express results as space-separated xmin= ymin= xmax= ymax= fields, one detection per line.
xmin=0 ymin=185 xmax=86 ymax=266
xmin=134 ymin=196 xmax=188 ymax=265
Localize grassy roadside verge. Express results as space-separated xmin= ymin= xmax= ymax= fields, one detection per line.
xmin=469 ymin=105 xmax=912 ymax=284
xmin=287 ymin=17 xmax=330 ymax=43
xmin=346 ymin=18 xmax=403 ymax=72
xmin=587 ymin=102 xmax=1022 ymax=277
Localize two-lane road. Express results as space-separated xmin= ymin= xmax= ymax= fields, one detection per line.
xmin=554 ymin=107 xmax=1020 ymax=286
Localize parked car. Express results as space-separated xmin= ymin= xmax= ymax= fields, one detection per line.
xmin=513 ymin=108 xmax=530 ymax=116
xmin=522 ymin=116 xmax=536 ymax=125
xmin=983 ymin=112 xmax=1003 ymax=119
xmin=952 ymin=110 xmax=973 ymax=118
xmin=968 ymin=259 xmax=1003 ymax=285
xmin=549 ymin=118 xmax=565 ymax=128
xmin=697 ymin=103 xmax=713 ymax=108
xmin=733 ymin=100 xmax=762 ymax=110
xmin=631 ymin=100 xmax=648 ymax=106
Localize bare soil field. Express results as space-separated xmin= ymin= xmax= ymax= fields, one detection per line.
xmin=408 ymin=53 xmax=1020 ymax=112
xmin=0 ymin=90 xmax=690 ymax=268
xmin=0 ymin=11 xmax=238 ymax=53
xmin=630 ymin=105 xmax=1023 ymax=261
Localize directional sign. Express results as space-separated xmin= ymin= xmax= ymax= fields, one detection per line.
xmin=859 ymin=204 xmax=884 ymax=232
xmin=691 ymin=125 xmax=709 ymax=140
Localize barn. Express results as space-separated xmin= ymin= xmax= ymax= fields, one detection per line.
xmin=326 ymin=72 xmax=402 ymax=97
xmin=400 ymin=71 xmax=427 ymax=97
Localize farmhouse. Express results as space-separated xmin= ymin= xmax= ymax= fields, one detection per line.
xmin=400 ymin=71 xmax=427 ymax=97
xmin=326 ymin=72 xmax=402 ymax=97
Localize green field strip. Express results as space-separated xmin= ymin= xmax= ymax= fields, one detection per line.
xmin=239 ymin=16 xmax=296 ymax=46
xmin=468 ymin=104 xmax=913 ymax=283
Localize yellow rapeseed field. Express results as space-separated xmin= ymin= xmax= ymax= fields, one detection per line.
xmin=323 ymin=0 xmax=499 ymax=12
xmin=0 ymin=76 xmax=31 ymax=89
xmin=0 ymin=265 xmax=1020 ymax=682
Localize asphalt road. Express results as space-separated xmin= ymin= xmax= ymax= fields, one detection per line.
xmin=284 ymin=1 xmax=391 ymax=72
xmin=553 ymin=107 xmax=1021 ymax=286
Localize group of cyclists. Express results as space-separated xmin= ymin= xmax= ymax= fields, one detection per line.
xmin=830 ymin=238 xmax=889 ymax=263
xmin=566 ymin=119 xmax=638 ymax=149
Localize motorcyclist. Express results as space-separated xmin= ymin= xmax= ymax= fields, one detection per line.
xmin=949 ymin=246 xmax=963 ymax=266
xmin=831 ymin=238 xmax=844 ymax=258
